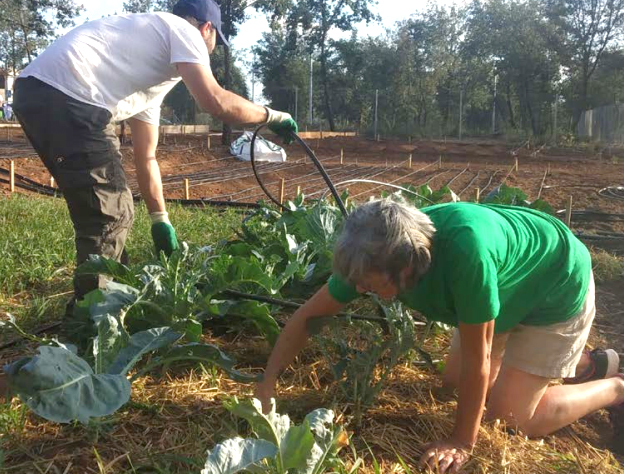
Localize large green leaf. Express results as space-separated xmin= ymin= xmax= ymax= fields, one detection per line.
xmin=224 ymin=398 xmax=290 ymax=446
xmin=226 ymin=301 xmax=281 ymax=346
xmin=280 ymin=421 xmax=316 ymax=471
xmin=107 ymin=327 xmax=182 ymax=375
xmin=75 ymin=255 xmax=139 ymax=286
xmin=529 ymin=198 xmax=555 ymax=214
xmin=155 ymin=343 xmax=259 ymax=383
xmin=90 ymin=282 xmax=139 ymax=327
xmin=483 ymin=184 xmax=528 ymax=205
xmin=201 ymin=437 xmax=277 ymax=474
xmin=93 ymin=314 xmax=129 ymax=374
xmin=304 ymin=409 xmax=335 ymax=444
xmin=206 ymin=255 xmax=279 ymax=296
xmin=5 ymin=346 xmax=130 ymax=424
xmin=303 ymin=409 xmax=349 ymax=474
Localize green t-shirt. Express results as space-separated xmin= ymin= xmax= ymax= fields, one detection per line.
xmin=327 ymin=203 xmax=591 ymax=333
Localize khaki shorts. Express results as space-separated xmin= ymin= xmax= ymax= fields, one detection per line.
xmin=451 ymin=272 xmax=596 ymax=379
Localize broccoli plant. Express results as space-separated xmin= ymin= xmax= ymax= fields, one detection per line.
xmin=1 ymin=314 xmax=257 ymax=424
xmin=315 ymin=300 xmax=416 ymax=427
xmin=482 ymin=184 xmax=554 ymax=213
xmin=201 ymin=398 xmax=360 ymax=474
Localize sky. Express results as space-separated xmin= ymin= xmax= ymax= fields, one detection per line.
xmin=74 ymin=0 xmax=460 ymax=100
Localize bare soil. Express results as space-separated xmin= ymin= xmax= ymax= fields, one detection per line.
xmin=1 ymin=131 xmax=623 ymax=472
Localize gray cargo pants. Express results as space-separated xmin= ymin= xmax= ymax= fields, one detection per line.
xmin=13 ymin=77 xmax=134 ymax=300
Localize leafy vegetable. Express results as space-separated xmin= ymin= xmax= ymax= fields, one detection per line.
xmin=202 ymin=398 xmax=353 ymax=474
xmin=4 ymin=346 xmax=131 ymax=424
xmin=202 ymin=438 xmax=278 ymax=474
xmin=483 ymin=184 xmax=555 ymax=213
xmin=317 ymin=300 xmax=416 ymax=426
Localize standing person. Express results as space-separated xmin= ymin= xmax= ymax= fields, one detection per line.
xmin=255 ymin=199 xmax=624 ymax=473
xmin=3 ymin=101 xmax=12 ymax=121
xmin=12 ymin=0 xmax=297 ymax=305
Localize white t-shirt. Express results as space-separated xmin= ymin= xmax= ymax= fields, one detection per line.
xmin=20 ymin=13 xmax=210 ymax=125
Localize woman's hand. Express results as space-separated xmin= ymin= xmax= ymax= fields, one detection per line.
xmin=419 ymin=438 xmax=470 ymax=473
xmin=254 ymin=376 xmax=276 ymax=415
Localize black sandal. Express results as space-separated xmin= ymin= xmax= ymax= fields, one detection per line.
xmin=563 ymin=348 xmax=620 ymax=384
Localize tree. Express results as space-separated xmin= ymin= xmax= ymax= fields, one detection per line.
xmin=123 ymin=0 xmax=176 ymax=13
xmin=585 ymin=49 xmax=624 ymax=106
xmin=253 ymin=27 xmax=309 ymax=121
xmin=0 ymin=0 xmax=83 ymax=73
xmin=546 ymin=0 xmax=624 ymax=126
xmin=289 ymin=0 xmax=377 ymax=131
xmin=465 ymin=0 xmax=559 ymax=135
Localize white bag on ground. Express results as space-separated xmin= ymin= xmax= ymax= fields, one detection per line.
xmin=229 ymin=131 xmax=287 ymax=163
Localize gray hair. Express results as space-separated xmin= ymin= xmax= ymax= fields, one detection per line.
xmin=333 ymin=199 xmax=436 ymax=287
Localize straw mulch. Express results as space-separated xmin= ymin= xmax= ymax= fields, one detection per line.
xmin=0 ymin=325 xmax=622 ymax=474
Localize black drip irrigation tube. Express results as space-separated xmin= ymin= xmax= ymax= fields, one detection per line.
xmin=221 ymin=289 xmax=398 ymax=327
xmin=598 ymin=186 xmax=624 ymax=201
xmin=250 ymin=126 xmax=348 ymax=217
xmin=0 ymin=166 xmax=261 ymax=210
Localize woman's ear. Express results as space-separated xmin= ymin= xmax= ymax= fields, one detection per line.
xmin=399 ymin=264 xmax=414 ymax=288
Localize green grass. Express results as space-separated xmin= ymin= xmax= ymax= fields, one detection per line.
xmin=0 ymin=194 xmax=244 ymax=329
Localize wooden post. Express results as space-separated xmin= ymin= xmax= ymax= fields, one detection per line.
xmin=408 ymin=136 xmax=412 ymax=144
xmin=376 ymin=134 xmax=380 ymax=142
xmin=163 ymin=132 xmax=167 ymax=145
xmin=296 ymin=185 xmax=301 ymax=196
xmin=565 ymin=196 xmax=573 ymax=228
xmin=438 ymin=156 xmax=442 ymax=169
xmin=408 ymin=154 xmax=412 ymax=169
xmin=514 ymin=157 xmax=519 ymax=173
xmin=547 ymin=163 xmax=551 ymax=176
xmin=184 ymin=179 xmax=190 ymax=200
xmin=340 ymin=148 xmax=344 ymax=165
xmin=9 ymin=160 xmax=15 ymax=193
xmin=50 ymin=176 xmax=55 ymax=188
xmin=279 ymin=178 xmax=285 ymax=205
xmin=475 ymin=187 xmax=480 ymax=202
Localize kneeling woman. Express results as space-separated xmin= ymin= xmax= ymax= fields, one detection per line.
xmin=255 ymin=199 xmax=623 ymax=473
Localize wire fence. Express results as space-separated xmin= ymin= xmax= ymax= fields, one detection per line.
xmin=577 ymin=103 xmax=624 ymax=144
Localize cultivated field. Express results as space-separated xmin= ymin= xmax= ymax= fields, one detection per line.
xmin=1 ymin=129 xmax=623 ymax=473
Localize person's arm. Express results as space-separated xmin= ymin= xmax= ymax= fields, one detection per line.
xmin=453 ymin=320 xmax=494 ymax=445
xmin=128 ymin=117 xmax=164 ymax=213
xmin=419 ymin=320 xmax=494 ymax=473
xmin=255 ymin=284 xmax=345 ymax=413
xmin=177 ymin=62 xmax=267 ymax=125
xmin=129 ymin=117 xmax=179 ymax=256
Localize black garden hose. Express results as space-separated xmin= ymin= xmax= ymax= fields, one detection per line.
xmin=250 ymin=126 xmax=348 ymax=218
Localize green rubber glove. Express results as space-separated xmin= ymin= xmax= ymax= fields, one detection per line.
xmin=265 ymin=107 xmax=298 ymax=144
xmin=150 ymin=212 xmax=179 ymax=256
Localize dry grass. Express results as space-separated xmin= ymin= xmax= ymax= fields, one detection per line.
xmin=591 ymin=248 xmax=624 ymax=284
xmin=1 ymin=328 xmax=622 ymax=474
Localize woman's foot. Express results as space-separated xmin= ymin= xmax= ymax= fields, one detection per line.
xmin=564 ymin=348 xmax=620 ymax=384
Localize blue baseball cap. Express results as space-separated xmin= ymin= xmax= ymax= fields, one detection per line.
xmin=173 ymin=0 xmax=230 ymax=47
